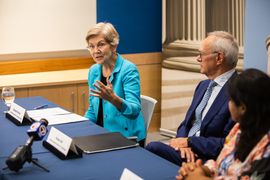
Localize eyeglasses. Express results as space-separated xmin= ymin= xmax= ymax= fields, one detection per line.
xmin=199 ymin=51 xmax=219 ymax=58
xmin=86 ymin=42 xmax=107 ymax=52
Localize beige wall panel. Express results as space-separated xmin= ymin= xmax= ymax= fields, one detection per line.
xmin=161 ymin=68 xmax=206 ymax=135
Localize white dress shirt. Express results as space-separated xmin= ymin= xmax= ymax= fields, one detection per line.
xmin=192 ymin=69 xmax=236 ymax=136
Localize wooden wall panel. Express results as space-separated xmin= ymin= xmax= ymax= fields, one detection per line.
xmin=77 ymin=83 xmax=91 ymax=116
xmin=137 ymin=64 xmax=161 ymax=112
xmin=15 ymin=88 xmax=29 ymax=98
xmin=122 ymin=52 xmax=162 ymax=65
xmin=0 ymin=57 xmax=94 ymax=75
xmin=0 ymin=52 xmax=161 ymax=76
xmin=148 ymin=112 xmax=161 ymax=133
xmin=28 ymin=84 xmax=78 ymax=113
xmin=137 ymin=64 xmax=161 ymax=132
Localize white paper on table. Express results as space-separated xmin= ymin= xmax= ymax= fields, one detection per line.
xmin=36 ymin=113 xmax=88 ymax=125
xmin=27 ymin=107 xmax=88 ymax=125
xmin=27 ymin=107 xmax=70 ymax=117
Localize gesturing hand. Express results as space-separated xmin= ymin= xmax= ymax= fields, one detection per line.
xmin=90 ymin=77 xmax=122 ymax=110
xmin=90 ymin=77 xmax=115 ymax=101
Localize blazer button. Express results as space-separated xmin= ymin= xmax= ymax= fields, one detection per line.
xmin=125 ymin=127 xmax=128 ymax=131
xmin=104 ymin=100 xmax=106 ymax=104
xmin=104 ymin=115 xmax=107 ymax=118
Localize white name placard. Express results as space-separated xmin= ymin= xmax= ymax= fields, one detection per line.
xmin=46 ymin=127 xmax=78 ymax=156
xmin=120 ymin=168 xmax=144 ymax=180
xmin=9 ymin=103 xmax=30 ymax=123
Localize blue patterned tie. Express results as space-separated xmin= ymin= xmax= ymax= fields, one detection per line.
xmin=188 ymin=80 xmax=218 ymax=137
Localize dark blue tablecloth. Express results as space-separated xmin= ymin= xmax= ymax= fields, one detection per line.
xmin=0 ymin=96 xmax=109 ymax=158
xmin=0 ymin=97 xmax=180 ymax=179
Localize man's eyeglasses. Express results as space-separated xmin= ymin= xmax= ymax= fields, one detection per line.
xmin=199 ymin=51 xmax=219 ymax=58
xmin=86 ymin=42 xmax=107 ymax=52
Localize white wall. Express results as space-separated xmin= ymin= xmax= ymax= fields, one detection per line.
xmin=0 ymin=0 xmax=96 ymax=61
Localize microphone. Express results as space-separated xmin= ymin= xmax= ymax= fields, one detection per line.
xmin=27 ymin=118 xmax=48 ymax=141
xmin=4 ymin=119 xmax=49 ymax=172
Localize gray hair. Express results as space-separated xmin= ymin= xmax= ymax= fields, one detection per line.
xmin=85 ymin=22 xmax=119 ymax=46
xmin=208 ymin=31 xmax=239 ymax=68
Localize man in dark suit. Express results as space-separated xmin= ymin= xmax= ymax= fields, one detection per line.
xmin=145 ymin=31 xmax=238 ymax=166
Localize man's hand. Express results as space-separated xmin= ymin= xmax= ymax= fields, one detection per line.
xmin=179 ymin=148 xmax=198 ymax=162
xmin=168 ymin=137 xmax=188 ymax=149
xmin=168 ymin=138 xmax=198 ymax=162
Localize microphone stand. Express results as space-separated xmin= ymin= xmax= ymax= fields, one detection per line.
xmin=24 ymin=136 xmax=50 ymax=172
xmin=24 ymin=146 xmax=50 ymax=172
xmin=3 ymin=136 xmax=50 ymax=172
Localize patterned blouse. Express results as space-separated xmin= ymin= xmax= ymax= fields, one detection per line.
xmin=204 ymin=123 xmax=270 ymax=180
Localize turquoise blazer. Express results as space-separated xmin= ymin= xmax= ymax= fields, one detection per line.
xmin=84 ymin=54 xmax=146 ymax=141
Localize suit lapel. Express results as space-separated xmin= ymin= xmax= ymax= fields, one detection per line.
xmin=200 ymin=84 xmax=228 ymax=132
xmin=184 ymin=80 xmax=210 ymax=126
xmin=200 ymin=71 xmax=237 ymax=134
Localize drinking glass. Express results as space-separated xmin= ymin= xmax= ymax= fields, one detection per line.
xmin=2 ymin=87 xmax=15 ymax=113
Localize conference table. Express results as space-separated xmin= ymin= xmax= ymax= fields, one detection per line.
xmin=0 ymin=96 xmax=179 ymax=179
